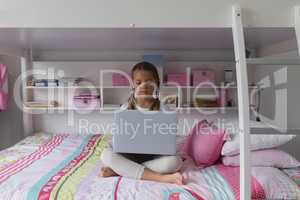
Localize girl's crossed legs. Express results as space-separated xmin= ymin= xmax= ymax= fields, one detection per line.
xmin=100 ymin=147 xmax=183 ymax=185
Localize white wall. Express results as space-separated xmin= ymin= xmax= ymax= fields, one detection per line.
xmin=254 ymin=63 xmax=300 ymax=159
xmin=0 ymin=0 xmax=298 ymax=28
xmin=0 ymin=55 xmax=24 ymax=150
xmin=254 ymin=41 xmax=300 ymax=159
xmin=282 ymin=63 xmax=300 ymax=159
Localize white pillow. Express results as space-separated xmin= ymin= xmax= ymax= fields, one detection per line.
xmin=222 ymin=149 xmax=300 ymax=168
xmin=221 ymin=134 xmax=296 ymax=156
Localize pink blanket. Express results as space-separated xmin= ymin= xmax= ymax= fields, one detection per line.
xmin=0 ymin=134 xmax=299 ymax=200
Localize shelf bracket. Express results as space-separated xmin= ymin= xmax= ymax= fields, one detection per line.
xmin=232 ymin=5 xmax=251 ymax=200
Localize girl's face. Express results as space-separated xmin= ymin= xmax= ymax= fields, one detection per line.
xmin=133 ymin=70 xmax=158 ymax=98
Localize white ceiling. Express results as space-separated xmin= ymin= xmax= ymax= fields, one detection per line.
xmin=0 ymin=28 xmax=296 ymax=51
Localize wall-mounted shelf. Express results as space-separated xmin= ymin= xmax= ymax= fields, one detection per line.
xmin=24 ymin=106 xmax=67 ymax=111
xmin=26 ymin=84 xmax=259 ymax=89
xmin=176 ymin=107 xmax=238 ymax=111
xmin=24 ymin=104 xmax=238 ymax=113
xmin=25 ymin=86 xmax=130 ymax=89
xmin=24 ymin=106 xmax=101 ymax=111
xmin=23 ymin=106 xmax=105 ymax=116
xmin=23 ymin=58 xmax=265 ymax=117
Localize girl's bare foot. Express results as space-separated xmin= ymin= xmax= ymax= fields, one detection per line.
xmin=162 ymin=172 xmax=183 ymax=185
xmin=101 ymin=167 xmax=118 ymax=177
xmin=142 ymin=168 xmax=184 ymax=185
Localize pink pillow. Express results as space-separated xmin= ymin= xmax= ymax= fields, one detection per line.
xmin=181 ymin=120 xmax=227 ymax=167
xmin=222 ymin=149 xmax=300 ymax=168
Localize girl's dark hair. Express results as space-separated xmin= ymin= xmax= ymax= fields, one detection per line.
xmin=128 ymin=61 xmax=160 ymax=110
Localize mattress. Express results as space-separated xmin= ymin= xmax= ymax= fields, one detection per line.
xmin=0 ymin=133 xmax=299 ymax=200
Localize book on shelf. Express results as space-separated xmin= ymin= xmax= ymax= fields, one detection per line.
xmin=34 ymin=82 xmax=47 ymax=87
xmin=58 ymin=77 xmax=84 ymax=86
xmin=27 ymin=77 xmax=96 ymax=87
xmin=28 ymin=79 xmax=59 ymax=87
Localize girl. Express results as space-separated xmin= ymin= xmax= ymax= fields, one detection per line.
xmin=101 ymin=61 xmax=183 ymax=185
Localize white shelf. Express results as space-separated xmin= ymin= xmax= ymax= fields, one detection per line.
xmin=25 ymin=85 xmax=228 ymax=89
xmin=24 ymin=106 xmax=101 ymax=111
xmin=24 ymin=106 xmax=66 ymax=110
xmin=25 ymin=86 xmax=258 ymax=91
xmin=25 ymin=86 xmax=130 ymax=89
xmin=246 ymin=57 xmax=300 ymax=65
xmin=102 ymin=86 xmax=131 ymax=89
xmin=177 ymin=107 xmax=237 ymax=110
xmin=25 ymin=86 xmax=99 ymax=89
xmin=102 ymin=106 xmax=239 ymax=111
xmin=24 ymin=105 xmax=238 ymax=113
xmin=102 ymin=104 xmax=122 ymax=111
xmin=162 ymin=85 xmax=258 ymax=89
xmin=25 ymin=103 xmax=121 ymax=112
xmin=101 ymin=107 xmax=120 ymax=111
xmin=163 ymin=85 xmax=225 ymax=89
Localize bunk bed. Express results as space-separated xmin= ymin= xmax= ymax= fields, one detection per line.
xmin=0 ymin=2 xmax=300 ymax=199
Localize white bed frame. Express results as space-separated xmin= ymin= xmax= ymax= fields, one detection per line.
xmin=235 ymin=6 xmax=300 ymax=199
xmin=232 ymin=6 xmax=252 ymax=199
xmin=0 ymin=2 xmax=300 ymax=199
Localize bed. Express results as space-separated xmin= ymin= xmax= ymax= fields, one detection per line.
xmin=0 ymin=133 xmax=299 ymax=200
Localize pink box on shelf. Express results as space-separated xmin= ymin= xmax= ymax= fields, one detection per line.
xmin=112 ymin=73 xmax=130 ymax=86
xmin=192 ymin=70 xmax=216 ymax=86
xmin=167 ymin=73 xmax=189 ymax=86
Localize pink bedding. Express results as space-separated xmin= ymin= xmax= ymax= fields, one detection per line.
xmin=0 ymin=133 xmax=299 ymax=200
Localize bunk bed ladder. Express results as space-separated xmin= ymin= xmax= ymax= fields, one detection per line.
xmin=232 ymin=5 xmax=300 ymax=200
xmin=232 ymin=5 xmax=251 ymax=200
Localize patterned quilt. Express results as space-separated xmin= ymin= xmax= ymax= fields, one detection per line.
xmin=0 ymin=134 xmax=299 ymax=200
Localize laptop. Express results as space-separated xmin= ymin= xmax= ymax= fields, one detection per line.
xmin=113 ymin=110 xmax=177 ymax=155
